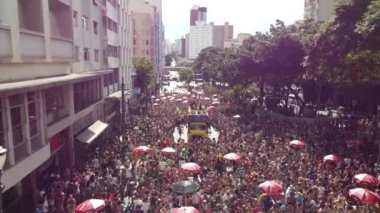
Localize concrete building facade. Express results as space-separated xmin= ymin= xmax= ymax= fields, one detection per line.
xmin=0 ymin=0 xmax=133 ymax=212
xmin=304 ymin=0 xmax=335 ymax=22
xmin=189 ymin=21 xmax=213 ymax=59
xmin=212 ymin=22 xmax=234 ymax=48
xmin=129 ymin=0 xmax=163 ymax=94
xmin=224 ymin=33 xmax=251 ymax=48
xmin=190 ymin=5 xmax=207 ymax=26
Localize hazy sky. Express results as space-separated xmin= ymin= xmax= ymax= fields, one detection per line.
xmin=163 ymin=0 xmax=305 ymax=42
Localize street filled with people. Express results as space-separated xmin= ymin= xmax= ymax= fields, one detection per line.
xmin=36 ymin=89 xmax=380 ymax=213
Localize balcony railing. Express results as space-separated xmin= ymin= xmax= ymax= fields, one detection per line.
xmin=31 ymin=134 xmax=43 ymax=153
xmin=20 ymin=29 xmax=45 ymax=58
xmin=51 ymin=37 xmax=73 ymax=60
xmin=14 ymin=142 xmax=29 ymax=164
xmin=0 ymin=25 xmax=12 ymax=58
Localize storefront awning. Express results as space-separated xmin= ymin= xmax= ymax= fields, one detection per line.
xmin=75 ymin=120 xmax=109 ymax=144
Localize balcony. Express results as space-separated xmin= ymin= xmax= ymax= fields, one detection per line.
xmin=51 ymin=37 xmax=73 ymax=60
xmin=107 ymin=56 xmax=119 ymax=69
xmin=20 ymin=29 xmax=45 ymax=58
xmin=0 ymin=25 xmax=11 ymax=58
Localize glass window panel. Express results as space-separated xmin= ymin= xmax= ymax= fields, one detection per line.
xmin=0 ymin=112 xmax=4 ymax=147
xmin=29 ymin=119 xmax=38 ymax=137
xmin=9 ymin=94 xmax=24 ymax=106
xmin=11 ymin=107 xmax=22 ymax=126
xmin=27 ymin=91 xmax=37 ymax=102
xmin=28 ymin=103 xmax=36 ymax=118
xmin=12 ymin=125 xmax=23 ymax=145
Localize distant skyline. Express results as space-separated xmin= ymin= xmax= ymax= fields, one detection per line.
xmin=163 ymin=0 xmax=305 ymax=42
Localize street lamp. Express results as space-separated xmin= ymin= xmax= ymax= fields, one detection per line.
xmin=0 ymin=146 xmax=7 ymax=213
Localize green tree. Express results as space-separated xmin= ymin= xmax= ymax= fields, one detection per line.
xmin=132 ymin=57 xmax=154 ymax=94
xmin=303 ymin=0 xmax=380 ymax=106
xmin=193 ymin=47 xmax=224 ymax=83
xmin=179 ymin=68 xmax=195 ymax=84
xmin=165 ymin=53 xmax=174 ymax=66
xmin=239 ymin=21 xmax=306 ymax=107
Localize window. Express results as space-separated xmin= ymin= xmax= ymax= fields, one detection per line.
xmin=27 ymin=91 xmax=40 ymax=137
xmin=82 ymin=16 xmax=89 ymax=30
xmin=75 ymin=46 xmax=80 ymax=61
xmin=28 ymin=103 xmax=39 ymax=137
xmin=74 ymin=79 xmax=101 ymax=113
xmin=73 ymin=11 xmax=78 ymax=27
xmin=113 ymin=22 xmax=118 ymax=33
xmin=133 ymin=39 xmax=136 ymax=45
xmin=9 ymin=94 xmax=24 ymax=145
xmin=94 ymin=49 xmax=99 ymax=62
xmin=103 ymin=50 xmax=108 ymax=65
xmin=45 ymin=87 xmax=64 ymax=113
xmin=0 ymin=101 xmax=4 ymax=148
xmin=146 ymin=40 xmax=149 ymax=45
xmin=93 ymin=21 xmax=98 ymax=34
xmin=84 ymin=48 xmax=90 ymax=61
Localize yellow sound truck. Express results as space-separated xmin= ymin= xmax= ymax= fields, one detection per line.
xmin=187 ymin=108 xmax=210 ymax=141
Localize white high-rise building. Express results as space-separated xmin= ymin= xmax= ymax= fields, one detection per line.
xmin=304 ymin=0 xmax=335 ymax=22
xmin=189 ymin=21 xmax=213 ymax=59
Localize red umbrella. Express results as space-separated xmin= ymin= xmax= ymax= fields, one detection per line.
xmin=223 ymin=153 xmax=242 ymax=161
xmin=75 ymin=199 xmax=106 ymax=213
xmin=161 ymin=147 xmax=177 ymax=155
xmin=353 ymin=173 xmax=379 ymax=186
xmin=258 ymin=180 xmax=283 ymax=196
xmin=323 ymin=154 xmax=342 ymax=164
xmin=180 ymin=162 xmax=201 ymax=173
xmin=171 ymin=206 xmax=200 ymax=213
xmin=207 ymin=106 xmax=215 ymax=110
xmin=132 ymin=146 xmax=154 ymax=155
xmin=348 ymin=188 xmax=380 ymax=205
xmin=289 ymin=140 xmax=305 ymax=149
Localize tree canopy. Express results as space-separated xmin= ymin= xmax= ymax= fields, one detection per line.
xmin=132 ymin=57 xmax=154 ymax=92
xmin=192 ymin=0 xmax=380 ymax=111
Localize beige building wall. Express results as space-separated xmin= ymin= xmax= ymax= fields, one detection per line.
xmin=71 ymin=0 xmax=104 ymax=73
xmin=0 ymin=0 xmax=73 ymax=82
xmin=129 ymin=0 xmax=155 ymax=63
xmin=213 ymin=22 xmax=234 ymax=48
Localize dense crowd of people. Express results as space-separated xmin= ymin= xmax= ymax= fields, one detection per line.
xmin=35 ymin=90 xmax=380 ymax=213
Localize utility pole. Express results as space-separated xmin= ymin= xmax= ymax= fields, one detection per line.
xmin=121 ymin=77 xmax=127 ymax=143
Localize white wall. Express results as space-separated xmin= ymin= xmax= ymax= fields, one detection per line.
xmin=189 ymin=21 xmax=213 ymax=59
xmin=0 ymin=63 xmax=70 ymax=82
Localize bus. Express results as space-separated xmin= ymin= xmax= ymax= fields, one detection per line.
xmin=187 ymin=108 xmax=210 ymax=140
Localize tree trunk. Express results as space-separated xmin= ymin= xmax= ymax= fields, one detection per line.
xmin=259 ymin=77 xmax=265 ymax=106
xmin=316 ymin=80 xmax=322 ymax=110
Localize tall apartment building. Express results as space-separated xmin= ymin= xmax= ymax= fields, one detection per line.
xmin=190 ymin=5 xmax=207 ymax=26
xmin=120 ymin=0 xmax=133 ymax=91
xmin=224 ymin=33 xmax=251 ymax=48
xmin=304 ymin=0 xmax=335 ymax=22
xmin=0 ymin=0 xmax=132 ymax=212
xmin=129 ymin=0 xmax=163 ymax=92
xmin=189 ymin=21 xmax=213 ymax=59
xmin=212 ymin=22 xmax=234 ymax=48
xmin=174 ymin=37 xmax=186 ymax=58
